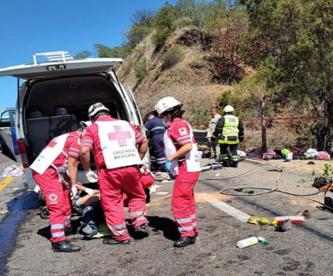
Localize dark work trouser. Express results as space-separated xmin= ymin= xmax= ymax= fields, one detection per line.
xmin=219 ymin=144 xmax=239 ymax=164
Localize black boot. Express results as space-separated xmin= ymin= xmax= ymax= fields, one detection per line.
xmin=103 ymin=237 xmax=130 ymax=245
xmin=65 ymin=226 xmax=77 ymax=236
xmin=145 ymin=188 xmax=151 ymax=204
xmin=174 ymin=236 xmax=196 ymax=248
xmin=134 ymin=224 xmax=149 ymax=238
xmin=52 ymin=240 xmax=81 ymax=252
xmin=222 ymin=160 xmax=230 ymax=167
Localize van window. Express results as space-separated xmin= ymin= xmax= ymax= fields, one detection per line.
xmin=23 ymin=75 xmax=129 ymax=161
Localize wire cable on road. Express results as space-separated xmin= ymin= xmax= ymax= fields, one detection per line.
xmin=204 ymin=160 xmax=323 ymax=198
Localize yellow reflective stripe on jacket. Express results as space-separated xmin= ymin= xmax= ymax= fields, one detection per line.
xmin=218 ymin=115 xmax=239 ymax=144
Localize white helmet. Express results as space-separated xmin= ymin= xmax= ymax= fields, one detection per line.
xmin=223 ymin=105 xmax=234 ymax=113
xmin=155 ymin=96 xmax=182 ymax=115
xmin=88 ymin=102 xmax=109 ymax=119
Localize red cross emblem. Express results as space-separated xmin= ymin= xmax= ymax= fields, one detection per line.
xmin=108 ymin=125 xmax=131 ymax=147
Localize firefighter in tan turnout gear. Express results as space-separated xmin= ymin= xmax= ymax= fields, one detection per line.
xmin=213 ymin=105 xmax=244 ymax=168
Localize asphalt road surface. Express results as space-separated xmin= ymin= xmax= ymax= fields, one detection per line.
xmin=1 ymin=156 xmax=333 ymax=276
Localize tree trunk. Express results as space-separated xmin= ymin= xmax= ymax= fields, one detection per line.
xmin=260 ymin=96 xmax=267 ymax=153
xmin=326 ymin=100 xmax=333 ymax=154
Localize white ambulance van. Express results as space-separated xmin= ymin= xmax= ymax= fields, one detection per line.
xmin=0 ymin=51 xmax=143 ymax=189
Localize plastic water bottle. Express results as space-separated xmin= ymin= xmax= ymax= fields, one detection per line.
xmin=236 ymin=237 xmax=258 ymax=248
xmin=210 ymin=163 xmax=222 ymax=170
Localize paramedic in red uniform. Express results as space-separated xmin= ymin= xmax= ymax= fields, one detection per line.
xmin=80 ymin=102 xmax=149 ymax=245
xmin=155 ymin=97 xmax=201 ymax=247
xmin=31 ymin=126 xmax=85 ymax=252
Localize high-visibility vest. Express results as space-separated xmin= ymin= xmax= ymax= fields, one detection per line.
xmin=218 ymin=115 xmax=239 ymax=144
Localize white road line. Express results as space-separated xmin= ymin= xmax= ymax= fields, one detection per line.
xmin=207 ymin=199 xmax=250 ymax=223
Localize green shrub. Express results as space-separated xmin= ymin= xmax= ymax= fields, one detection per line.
xmin=126 ymin=25 xmax=153 ymax=49
xmin=162 ymin=47 xmax=184 ymax=70
xmin=172 ymin=17 xmax=193 ymax=29
xmin=134 ymin=60 xmax=149 ymax=82
xmin=152 ymin=28 xmax=170 ymax=49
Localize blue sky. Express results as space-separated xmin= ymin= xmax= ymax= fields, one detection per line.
xmin=0 ymin=0 xmax=176 ymax=108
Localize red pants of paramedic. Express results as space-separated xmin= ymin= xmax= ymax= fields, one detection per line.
xmin=172 ymin=163 xmax=200 ymax=238
xmin=123 ymin=170 xmax=155 ymax=206
xmin=98 ymin=166 xmax=148 ymax=241
xmin=33 ymin=168 xmax=71 ymax=243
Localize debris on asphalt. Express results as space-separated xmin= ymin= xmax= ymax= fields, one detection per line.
xmin=1 ymin=165 xmax=24 ymax=177
xmin=236 ymin=236 xmax=258 ymax=248
xmin=257 ymin=236 xmax=269 ymax=245
xmin=0 ymin=208 xmax=9 ymax=215
xmin=236 ymin=236 xmax=269 ymax=248
xmin=201 ymin=163 xmax=223 ymax=171
xmin=153 ymin=172 xmax=169 ymax=181
xmin=247 ymin=216 xmax=277 ymax=226
xmin=274 ymin=215 xmax=305 ymax=225
xmin=295 ymin=210 xmax=311 ymax=219
xmin=275 ymin=219 xmax=292 ymax=232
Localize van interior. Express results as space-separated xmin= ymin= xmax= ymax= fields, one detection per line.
xmin=23 ymin=74 xmax=129 ymax=163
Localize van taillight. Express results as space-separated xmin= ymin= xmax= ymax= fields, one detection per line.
xmin=16 ymin=139 xmax=29 ymax=168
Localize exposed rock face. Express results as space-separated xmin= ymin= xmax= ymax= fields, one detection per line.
xmin=117 ymin=27 xmax=233 ymax=126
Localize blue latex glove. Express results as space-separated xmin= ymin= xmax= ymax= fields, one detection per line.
xmin=164 ymin=160 xmax=175 ymax=179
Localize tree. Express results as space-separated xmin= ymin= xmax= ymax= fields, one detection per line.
xmin=127 ymin=9 xmax=155 ymax=49
xmin=241 ymin=0 xmax=333 ymax=148
xmin=218 ymin=68 xmax=274 ymax=152
xmin=94 ymin=44 xmax=129 ymax=58
xmin=175 ymin=0 xmax=197 ymax=18
xmin=74 ymin=51 xmax=92 ymax=59
xmin=126 ymin=24 xmax=153 ymax=49
xmin=130 ymin=9 xmax=155 ymax=26
xmin=152 ymin=3 xmax=179 ymax=48
xmin=209 ymin=20 xmax=248 ymax=83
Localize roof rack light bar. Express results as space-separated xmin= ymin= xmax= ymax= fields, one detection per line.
xmin=33 ymin=51 xmax=74 ymax=65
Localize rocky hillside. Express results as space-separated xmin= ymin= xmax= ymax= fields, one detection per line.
xmin=117 ymin=27 xmax=233 ymax=127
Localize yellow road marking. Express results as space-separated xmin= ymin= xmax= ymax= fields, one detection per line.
xmin=0 ymin=176 xmax=14 ymax=192
xmin=0 ymin=164 xmax=23 ymax=192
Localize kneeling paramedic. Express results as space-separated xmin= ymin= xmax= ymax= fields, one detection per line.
xmin=155 ymin=97 xmax=201 ymax=248
xmin=80 ymin=102 xmax=149 ymax=245
xmin=213 ymin=105 xmax=244 ymax=167
xmin=30 ymin=125 xmax=85 ymax=252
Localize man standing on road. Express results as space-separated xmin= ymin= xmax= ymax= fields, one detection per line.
xmin=155 ymin=97 xmax=201 ymax=248
xmin=30 ymin=126 xmax=85 ymax=252
xmin=207 ymin=107 xmax=221 ymax=159
xmin=80 ymin=102 xmax=149 ymax=245
xmin=213 ymin=105 xmax=244 ymax=168
xmin=144 ymin=110 xmax=167 ymax=172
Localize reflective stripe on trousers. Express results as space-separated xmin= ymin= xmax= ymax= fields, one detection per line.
xmin=108 ymin=223 xmax=128 ymax=236
xmin=172 ymin=165 xmax=199 ymax=237
xmin=51 ymin=224 xmax=65 ymax=239
xmin=176 ymin=213 xmax=198 ymax=234
xmin=130 ymin=209 xmax=148 ymax=226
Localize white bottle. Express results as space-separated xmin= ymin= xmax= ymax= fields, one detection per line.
xmin=236 ymin=236 xmax=258 ymax=248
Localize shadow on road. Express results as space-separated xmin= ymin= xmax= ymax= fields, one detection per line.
xmin=147 ymin=216 xmax=179 ymax=241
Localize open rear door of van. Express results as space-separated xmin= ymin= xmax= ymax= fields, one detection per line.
xmin=0 ymin=51 xmax=123 ymax=79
